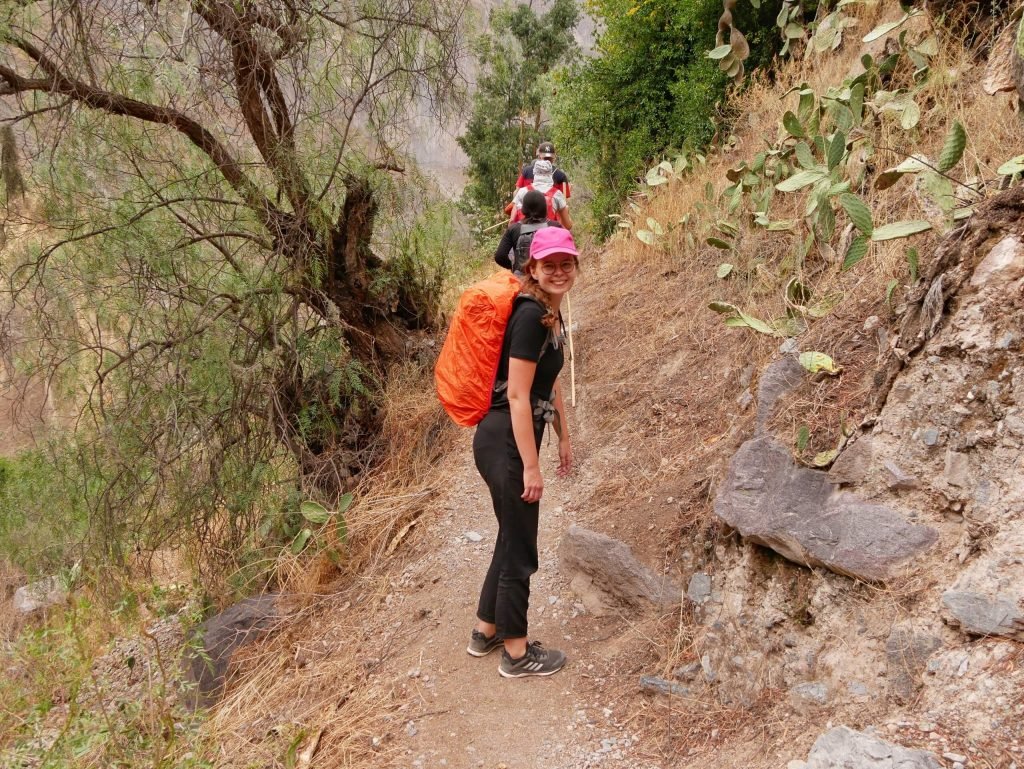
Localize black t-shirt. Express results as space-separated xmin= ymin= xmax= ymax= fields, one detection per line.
xmin=491 ymin=298 xmax=564 ymax=408
xmin=494 ymin=220 xmax=563 ymax=272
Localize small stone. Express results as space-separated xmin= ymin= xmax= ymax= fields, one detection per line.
xmin=779 ymin=338 xmax=799 ymax=354
xmin=700 ymin=654 xmax=717 ymax=682
xmin=464 ymin=531 xmax=484 ymax=543
xmin=406 ymin=721 xmax=418 ymax=737
xmin=686 ymin=572 xmax=713 ymax=605
xmin=883 ymin=460 xmax=918 ymax=490
xmin=864 ymin=315 xmax=881 ymax=332
xmin=737 ymin=389 xmax=754 ymax=410
xmin=790 ymin=681 xmax=829 ymax=706
xmin=943 ymin=754 xmax=967 ymax=764
xmin=739 ymin=365 xmax=755 ymax=389
xmin=997 ymin=332 xmax=1018 ymax=349
xmin=922 ymin=428 xmax=940 ymax=447
xmin=548 ymin=595 xmax=558 ymax=605
xmin=848 ymin=681 xmax=869 ymax=697
xmin=639 ymin=675 xmax=690 ymax=697
xmin=673 ymin=662 xmax=700 ymax=681
xmin=944 ymin=450 xmax=971 ymax=487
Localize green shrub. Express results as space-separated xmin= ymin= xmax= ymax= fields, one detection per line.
xmin=0 ymin=448 xmax=89 ymax=574
xmin=552 ymin=0 xmax=784 ymax=235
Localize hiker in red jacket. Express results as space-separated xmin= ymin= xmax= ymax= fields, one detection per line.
xmin=509 ymin=159 xmax=572 ymax=230
xmin=516 ymin=141 xmax=570 ymax=198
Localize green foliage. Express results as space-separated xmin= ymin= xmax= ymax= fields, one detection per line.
xmin=457 ymin=0 xmax=579 ymax=217
xmin=0 ymin=598 xmax=215 ymax=768
xmin=552 ymin=0 xmax=783 ymax=234
xmin=0 ymin=0 xmax=466 ymax=593
xmin=704 ymin=31 xmax=987 ymax=332
xmin=0 ymin=449 xmax=89 ymax=574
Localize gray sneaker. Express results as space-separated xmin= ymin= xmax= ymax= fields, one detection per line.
xmin=466 ymin=630 xmax=503 ymax=657
xmin=498 ymin=641 xmax=566 ymax=678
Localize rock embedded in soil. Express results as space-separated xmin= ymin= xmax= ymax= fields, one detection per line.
xmin=13 ymin=576 xmax=68 ymax=614
xmin=714 ymin=436 xmax=938 ymax=581
xmin=559 ymin=525 xmax=680 ymax=613
xmin=940 ymin=522 xmax=1024 ymax=641
xmin=755 ymin=356 xmax=805 ymax=432
xmin=184 ymin=593 xmax=286 ymax=708
xmin=639 ymin=675 xmax=690 ymax=697
xmin=789 ymin=681 xmax=829 ymax=708
xmin=796 ymin=726 xmax=941 ymax=769
xmin=828 ymin=436 xmax=874 ymax=486
xmin=883 ymin=460 xmax=918 ymax=491
xmin=686 ymin=572 xmax=712 ymax=605
xmin=941 ymin=590 xmax=1024 ymax=640
xmin=885 ymin=625 xmax=943 ymax=702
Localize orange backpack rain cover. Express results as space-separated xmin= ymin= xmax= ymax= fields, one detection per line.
xmin=435 ymin=271 xmax=522 ymax=426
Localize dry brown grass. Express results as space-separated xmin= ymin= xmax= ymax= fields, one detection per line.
xmin=194 ymin=354 xmax=462 ymax=766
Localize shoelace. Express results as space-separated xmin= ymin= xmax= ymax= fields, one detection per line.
xmin=526 ymin=641 xmax=548 ymax=660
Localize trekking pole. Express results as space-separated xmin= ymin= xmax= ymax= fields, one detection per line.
xmin=565 ymin=293 xmax=576 ymax=407
xmin=480 ymin=220 xmax=507 ymax=234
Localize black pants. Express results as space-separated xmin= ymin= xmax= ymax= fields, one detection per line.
xmin=473 ymin=408 xmax=545 ymax=639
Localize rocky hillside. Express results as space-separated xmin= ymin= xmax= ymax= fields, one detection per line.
xmin=557 ymin=4 xmax=1024 ymax=766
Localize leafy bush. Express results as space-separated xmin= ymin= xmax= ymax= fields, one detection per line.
xmin=0 ymin=448 xmax=89 ymax=574
xmin=552 ymin=0 xmax=784 ymax=234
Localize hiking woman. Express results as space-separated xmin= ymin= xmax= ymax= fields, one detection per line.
xmin=494 ymin=190 xmax=560 ymax=276
xmin=467 ymin=227 xmax=577 ymax=678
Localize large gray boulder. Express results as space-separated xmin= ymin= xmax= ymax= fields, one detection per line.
xmin=792 ymin=726 xmax=940 ymax=769
xmin=184 ymin=593 xmax=285 ymax=708
xmin=714 ymin=436 xmax=937 ymax=581
xmin=560 ymin=525 xmax=680 ymax=614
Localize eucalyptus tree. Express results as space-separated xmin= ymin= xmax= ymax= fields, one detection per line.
xmin=0 ymin=0 xmax=464 ymax=567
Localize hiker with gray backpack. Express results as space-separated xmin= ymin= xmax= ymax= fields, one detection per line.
xmin=494 ymin=189 xmax=562 ymax=276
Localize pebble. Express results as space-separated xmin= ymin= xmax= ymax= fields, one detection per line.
xmin=464 ymin=531 xmax=483 ymax=543
xmin=943 ymin=754 xmax=967 ymax=763
xmin=406 ymin=721 xmax=418 ymax=737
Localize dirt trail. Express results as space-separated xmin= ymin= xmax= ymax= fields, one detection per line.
xmin=361 ymin=431 xmax=662 ymax=769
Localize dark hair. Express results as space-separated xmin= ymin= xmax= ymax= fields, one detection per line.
xmin=521 ymin=190 xmax=548 ymax=223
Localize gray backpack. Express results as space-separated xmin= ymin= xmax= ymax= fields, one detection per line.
xmin=512 ymin=222 xmax=550 ymax=275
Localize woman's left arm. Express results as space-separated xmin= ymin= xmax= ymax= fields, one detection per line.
xmin=552 ymin=378 xmax=572 ymax=477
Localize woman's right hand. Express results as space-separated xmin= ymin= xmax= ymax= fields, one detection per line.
xmin=522 ymin=465 xmax=543 ymax=502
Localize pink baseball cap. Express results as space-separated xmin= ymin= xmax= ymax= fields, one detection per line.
xmin=530 ymin=227 xmax=579 ymax=261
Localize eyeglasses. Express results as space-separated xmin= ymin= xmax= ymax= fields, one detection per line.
xmin=538 ymin=260 xmax=577 ymax=275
